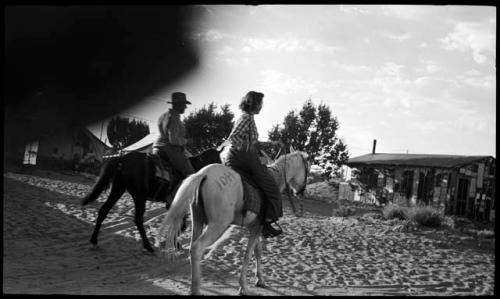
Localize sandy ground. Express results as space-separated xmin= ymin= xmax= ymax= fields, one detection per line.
xmin=3 ymin=169 xmax=495 ymax=295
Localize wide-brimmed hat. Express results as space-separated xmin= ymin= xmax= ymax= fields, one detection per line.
xmin=168 ymin=92 xmax=191 ymax=105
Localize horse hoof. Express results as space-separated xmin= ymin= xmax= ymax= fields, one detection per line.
xmin=255 ymin=281 xmax=267 ymax=288
xmin=90 ymin=238 xmax=97 ymax=246
xmin=238 ymin=287 xmax=254 ymax=296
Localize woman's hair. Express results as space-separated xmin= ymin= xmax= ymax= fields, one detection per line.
xmin=239 ymin=91 xmax=264 ymax=113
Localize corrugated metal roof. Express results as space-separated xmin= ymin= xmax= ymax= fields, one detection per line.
xmin=346 ymin=153 xmax=494 ymax=169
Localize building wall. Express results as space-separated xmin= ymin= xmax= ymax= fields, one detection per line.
xmin=356 ymin=158 xmax=495 ymax=221
xmin=23 ymin=128 xmax=109 ymax=168
xmin=37 ymin=132 xmax=76 ymax=161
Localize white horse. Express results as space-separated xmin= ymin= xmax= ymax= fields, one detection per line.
xmin=158 ymin=150 xmax=309 ymax=295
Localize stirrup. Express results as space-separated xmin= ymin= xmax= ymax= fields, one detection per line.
xmin=262 ymin=221 xmax=283 ymax=238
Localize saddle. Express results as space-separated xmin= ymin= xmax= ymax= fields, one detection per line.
xmin=146 ymin=152 xmax=180 ymax=202
xmin=148 ymin=152 xmax=173 ymax=182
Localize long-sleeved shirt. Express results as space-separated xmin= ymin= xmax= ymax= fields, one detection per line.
xmin=228 ymin=112 xmax=259 ymax=151
xmin=153 ymin=109 xmax=187 ymax=148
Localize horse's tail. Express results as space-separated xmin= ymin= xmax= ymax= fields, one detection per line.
xmin=81 ymin=157 xmax=120 ymax=205
xmin=159 ymin=172 xmax=206 ymax=249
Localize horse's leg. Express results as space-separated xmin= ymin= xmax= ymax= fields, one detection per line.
xmin=190 ymin=203 xmax=204 ymax=248
xmin=90 ymin=181 xmax=125 ymax=246
xmin=238 ymin=225 xmax=261 ymax=296
xmin=254 ymin=233 xmax=267 ymax=288
xmin=130 ymin=193 xmax=155 ymax=253
xmin=190 ymin=222 xmax=229 ymax=295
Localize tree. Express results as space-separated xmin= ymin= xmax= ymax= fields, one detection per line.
xmin=267 ymin=99 xmax=349 ymax=178
xmin=107 ymin=116 xmax=150 ymax=150
xmin=183 ymin=102 xmax=234 ymax=154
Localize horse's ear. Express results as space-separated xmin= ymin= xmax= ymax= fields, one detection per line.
xmin=290 ymin=145 xmax=295 ymax=152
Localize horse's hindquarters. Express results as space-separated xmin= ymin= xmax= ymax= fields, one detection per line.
xmin=198 ymin=164 xmax=259 ymax=227
xmin=195 ymin=165 xmax=241 ymax=223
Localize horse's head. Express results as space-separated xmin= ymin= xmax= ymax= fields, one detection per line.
xmin=276 ymin=151 xmax=309 ymax=195
xmin=190 ymin=148 xmax=222 ymax=171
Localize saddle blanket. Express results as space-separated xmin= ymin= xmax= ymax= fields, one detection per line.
xmin=147 ymin=153 xmax=172 ymax=181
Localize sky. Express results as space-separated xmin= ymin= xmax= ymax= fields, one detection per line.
xmin=87 ymin=5 xmax=496 ymax=158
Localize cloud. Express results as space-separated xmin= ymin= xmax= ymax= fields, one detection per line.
xmin=425 ymin=64 xmax=440 ymax=74
xmin=339 ymin=5 xmax=374 ymax=15
xmin=413 ymin=76 xmax=471 ymax=104
xmin=334 ymin=63 xmax=374 ymax=75
xmin=416 ymin=60 xmax=441 ymax=74
xmin=240 ymin=37 xmax=340 ymax=54
xmin=257 ymin=69 xmax=344 ymax=96
xmin=440 ymin=20 xmax=495 ymax=64
xmin=257 ymin=69 xmax=318 ymax=95
xmin=216 ymin=56 xmax=249 ymax=67
xmin=420 ymin=117 xmax=489 ymax=133
xmin=217 ymin=45 xmax=234 ymax=55
xmin=193 ymin=29 xmax=342 ymax=55
xmin=379 ymin=62 xmax=405 ymax=76
xmin=377 ymin=31 xmax=412 ymax=41
xmin=381 ymin=5 xmax=432 ymax=20
xmin=461 ymin=75 xmax=494 ymax=89
xmin=371 ymin=62 xmax=412 ymax=96
xmin=242 ymin=37 xmax=304 ymax=52
xmin=192 ymin=29 xmax=224 ymax=42
xmin=464 ymin=69 xmax=483 ymax=77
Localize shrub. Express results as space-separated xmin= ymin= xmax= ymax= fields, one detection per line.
xmin=362 ymin=212 xmax=383 ymax=220
xmin=382 ymin=203 xmax=408 ymax=220
xmin=334 ymin=206 xmax=355 ymax=217
xmin=441 ymin=216 xmax=455 ymax=229
xmin=407 ymin=205 xmax=443 ymax=228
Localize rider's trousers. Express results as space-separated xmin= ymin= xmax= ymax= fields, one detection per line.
xmin=152 ymin=144 xmax=194 ymax=178
xmin=223 ymin=146 xmax=283 ymax=222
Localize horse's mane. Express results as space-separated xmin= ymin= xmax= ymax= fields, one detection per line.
xmin=270 ymin=151 xmax=307 ymax=170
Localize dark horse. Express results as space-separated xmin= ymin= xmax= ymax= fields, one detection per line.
xmin=81 ymin=148 xmax=222 ymax=253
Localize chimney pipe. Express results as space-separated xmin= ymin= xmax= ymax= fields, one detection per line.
xmin=372 ymin=139 xmax=377 ymax=154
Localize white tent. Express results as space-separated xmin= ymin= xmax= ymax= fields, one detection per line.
xmin=122 ymin=133 xmax=159 ymax=153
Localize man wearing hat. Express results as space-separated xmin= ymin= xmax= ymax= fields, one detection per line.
xmin=151 ymin=92 xmax=194 ymax=202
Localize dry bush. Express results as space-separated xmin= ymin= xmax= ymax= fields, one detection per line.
xmin=382 ymin=203 xmax=408 ymax=220
xmin=407 ymin=205 xmax=444 ymax=228
xmin=334 ymin=206 xmax=355 ymax=217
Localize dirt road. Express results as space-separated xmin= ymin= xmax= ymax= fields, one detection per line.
xmin=3 ymin=170 xmax=495 ymax=295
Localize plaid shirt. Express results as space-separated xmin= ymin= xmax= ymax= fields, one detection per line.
xmin=228 ymin=112 xmax=259 ymax=151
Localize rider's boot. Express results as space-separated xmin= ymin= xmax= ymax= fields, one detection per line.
xmin=262 ymin=218 xmax=282 ymax=238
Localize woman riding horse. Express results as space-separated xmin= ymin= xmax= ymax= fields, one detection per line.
xmin=221 ymin=91 xmax=283 ymax=238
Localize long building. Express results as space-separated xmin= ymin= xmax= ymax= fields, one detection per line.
xmin=346 ymin=152 xmax=496 ymax=222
